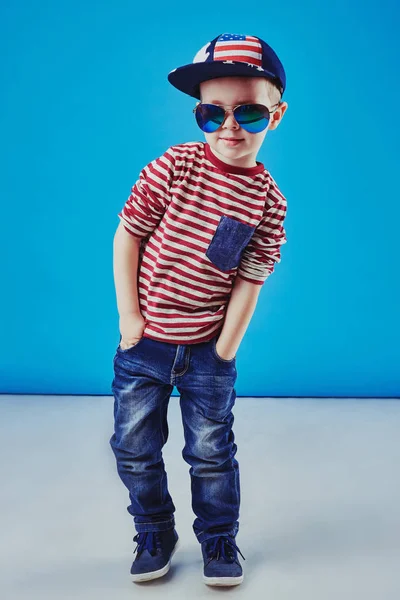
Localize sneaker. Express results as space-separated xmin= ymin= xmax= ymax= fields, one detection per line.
xmin=130 ymin=528 xmax=180 ymax=582
xmin=201 ymin=534 xmax=245 ymax=586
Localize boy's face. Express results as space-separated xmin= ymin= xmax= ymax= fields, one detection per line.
xmin=199 ymin=76 xmax=288 ymax=169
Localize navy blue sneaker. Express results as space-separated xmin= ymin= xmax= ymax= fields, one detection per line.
xmin=201 ymin=535 xmax=246 ymax=586
xmin=130 ymin=528 xmax=180 ymax=582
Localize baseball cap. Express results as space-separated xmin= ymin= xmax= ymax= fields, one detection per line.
xmin=167 ymin=32 xmax=286 ymax=100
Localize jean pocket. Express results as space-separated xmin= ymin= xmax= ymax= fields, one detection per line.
xmin=205 ymin=215 xmax=256 ymax=272
xmin=211 ymin=336 xmax=236 ymax=364
xmin=117 ymin=336 xmax=145 ymax=353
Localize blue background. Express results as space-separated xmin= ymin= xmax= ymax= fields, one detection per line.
xmin=1 ymin=1 xmax=399 ymax=397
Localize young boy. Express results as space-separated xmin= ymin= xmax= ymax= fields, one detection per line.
xmin=110 ymin=32 xmax=288 ymax=587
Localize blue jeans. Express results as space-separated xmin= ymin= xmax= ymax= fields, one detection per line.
xmin=109 ymin=332 xmax=240 ymax=544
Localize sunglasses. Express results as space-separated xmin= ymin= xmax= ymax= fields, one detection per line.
xmin=193 ymin=102 xmax=280 ymax=134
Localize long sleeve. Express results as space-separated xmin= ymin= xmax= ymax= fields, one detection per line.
xmin=237 ymin=180 xmax=288 ymax=285
xmin=118 ymin=146 xmax=176 ymax=239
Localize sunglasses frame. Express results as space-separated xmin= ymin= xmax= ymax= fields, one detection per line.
xmin=193 ymin=101 xmax=281 ymax=133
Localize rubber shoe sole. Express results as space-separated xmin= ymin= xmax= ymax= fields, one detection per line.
xmin=131 ymin=536 xmax=180 ymax=583
xmin=203 ymin=572 xmax=243 ymax=587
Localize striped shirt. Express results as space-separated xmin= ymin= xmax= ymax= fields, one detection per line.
xmin=118 ymin=141 xmax=287 ymax=345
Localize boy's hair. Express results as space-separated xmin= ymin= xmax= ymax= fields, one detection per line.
xmin=263 ymin=79 xmax=282 ymax=106
xmin=200 ymin=77 xmax=282 ymax=107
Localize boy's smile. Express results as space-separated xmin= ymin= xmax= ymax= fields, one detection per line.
xmin=199 ymin=76 xmax=288 ymax=169
xmin=219 ymin=138 xmax=244 ymax=147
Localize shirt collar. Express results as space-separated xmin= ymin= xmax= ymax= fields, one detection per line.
xmin=204 ymin=142 xmax=265 ymax=175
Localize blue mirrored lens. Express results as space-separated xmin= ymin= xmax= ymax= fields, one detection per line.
xmin=195 ymin=104 xmax=225 ymax=132
xmin=234 ymin=104 xmax=269 ymax=133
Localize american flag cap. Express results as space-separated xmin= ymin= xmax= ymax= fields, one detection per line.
xmin=167 ymin=33 xmax=286 ymax=100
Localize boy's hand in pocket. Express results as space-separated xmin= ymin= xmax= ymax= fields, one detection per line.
xmin=119 ymin=312 xmax=146 ymax=350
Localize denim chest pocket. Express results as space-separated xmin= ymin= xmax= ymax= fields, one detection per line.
xmin=205 ymin=215 xmax=256 ymax=272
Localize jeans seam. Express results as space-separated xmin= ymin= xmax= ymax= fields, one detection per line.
xmin=136 ymin=519 xmax=174 ymax=525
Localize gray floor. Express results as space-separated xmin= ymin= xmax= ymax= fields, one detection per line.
xmin=1 ymin=394 xmax=400 ymax=600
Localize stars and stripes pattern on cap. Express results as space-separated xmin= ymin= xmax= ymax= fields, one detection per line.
xmin=213 ymin=33 xmax=263 ymax=67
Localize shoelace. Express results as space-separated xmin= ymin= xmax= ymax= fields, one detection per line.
xmin=205 ymin=535 xmax=246 ymax=566
xmin=133 ymin=531 xmax=163 ymax=557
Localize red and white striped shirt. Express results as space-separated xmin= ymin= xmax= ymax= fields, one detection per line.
xmin=118 ymin=141 xmax=287 ymax=345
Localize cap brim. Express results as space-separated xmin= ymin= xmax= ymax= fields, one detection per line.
xmin=167 ymin=61 xmax=281 ymax=100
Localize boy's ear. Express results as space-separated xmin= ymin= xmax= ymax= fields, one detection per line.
xmin=268 ymin=101 xmax=288 ymax=131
